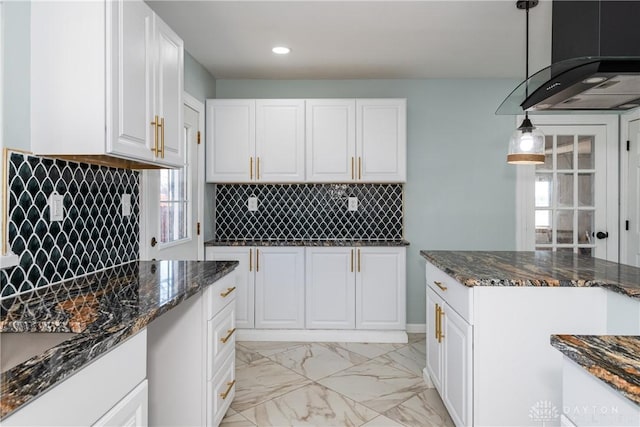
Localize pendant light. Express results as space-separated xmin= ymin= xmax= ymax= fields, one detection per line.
xmin=507 ymin=0 xmax=545 ymax=165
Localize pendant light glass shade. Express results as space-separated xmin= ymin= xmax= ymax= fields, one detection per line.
xmin=507 ymin=116 xmax=545 ymax=164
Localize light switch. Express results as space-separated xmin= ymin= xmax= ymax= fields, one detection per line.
xmin=121 ymin=193 xmax=131 ymax=216
xmin=48 ymin=192 xmax=64 ymax=222
xmin=348 ymin=197 xmax=358 ymax=211
xmin=248 ymin=196 xmax=258 ymax=211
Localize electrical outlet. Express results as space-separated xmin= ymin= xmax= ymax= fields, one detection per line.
xmin=348 ymin=197 xmax=358 ymax=211
xmin=121 ymin=193 xmax=131 ymax=216
xmin=248 ymin=196 xmax=258 ymax=211
xmin=48 ymin=192 xmax=64 ymax=222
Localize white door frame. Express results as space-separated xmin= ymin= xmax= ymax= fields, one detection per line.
xmin=515 ymin=114 xmax=619 ymax=262
xmin=140 ymin=92 xmax=205 ymax=261
xmin=620 ymin=108 xmax=640 ymax=264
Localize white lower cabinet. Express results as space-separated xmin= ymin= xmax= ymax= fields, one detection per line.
xmin=255 ymin=247 xmax=305 ymax=329
xmin=147 ymin=271 xmax=237 ymax=426
xmin=208 ymin=246 xmax=406 ymax=333
xmin=2 ymin=331 xmax=147 ymax=427
xmin=93 ymin=380 xmax=148 ymax=427
xmin=424 ymin=261 xmax=609 ymax=427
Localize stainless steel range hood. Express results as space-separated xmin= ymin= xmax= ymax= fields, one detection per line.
xmin=497 ymin=0 xmax=640 ymax=114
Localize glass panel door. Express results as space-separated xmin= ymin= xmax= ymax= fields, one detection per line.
xmin=534 ymin=126 xmax=606 ymax=258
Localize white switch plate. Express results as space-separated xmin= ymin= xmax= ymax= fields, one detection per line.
xmin=49 ymin=192 xmax=64 ymax=222
xmin=121 ymin=193 xmax=131 ymax=216
xmin=348 ymin=197 xmax=358 ymax=211
xmin=248 ymin=196 xmax=258 ymax=211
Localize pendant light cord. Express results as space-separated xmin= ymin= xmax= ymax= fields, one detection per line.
xmin=525 ymin=3 xmax=530 ymax=119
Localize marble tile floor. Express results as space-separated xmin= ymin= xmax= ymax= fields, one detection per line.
xmin=221 ymin=334 xmax=454 ymax=427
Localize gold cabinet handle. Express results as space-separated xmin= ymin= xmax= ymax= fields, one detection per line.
xmin=250 ymin=157 xmax=253 ymax=180
xmin=438 ymin=308 xmax=445 ymax=343
xmin=358 ymin=157 xmax=362 ymax=180
xmin=256 ymin=248 xmax=260 ymax=272
xmin=150 ymin=115 xmax=159 ymax=156
xmin=357 ymin=249 xmax=361 ymax=273
xmin=257 ymin=157 xmax=260 ymax=180
xmin=350 ymin=249 xmax=354 ymax=272
xmin=434 ymin=304 xmax=439 ymax=340
xmin=220 ymin=380 xmax=236 ymax=400
xmin=434 ymin=281 xmax=447 ymax=292
xmin=160 ymin=117 xmax=165 ymax=158
xmin=221 ymin=327 xmax=237 ymax=344
xmin=220 ymin=287 xmax=236 ymax=297
xmin=249 ymin=248 xmax=253 ymax=272
xmin=351 ymin=157 xmax=355 ymax=180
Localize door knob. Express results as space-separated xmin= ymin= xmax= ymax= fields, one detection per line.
xmin=595 ymin=231 xmax=609 ymax=239
xmin=151 ymin=237 xmax=158 ymax=247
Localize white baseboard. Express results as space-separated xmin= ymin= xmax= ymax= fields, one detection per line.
xmin=406 ymin=323 xmax=426 ymax=333
xmin=236 ymin=329 xmax=408 ymax=343
xmin=423 ymin=368 xmax=435 ymax=388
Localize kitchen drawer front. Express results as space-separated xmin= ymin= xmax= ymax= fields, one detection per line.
xmin=207 ymin=301 xmax=236 ymax=381
xmin=425 ymin=262 xmax=473 ymax=323
xmin=206 ymin=271 xmax=237 ymax=320
xmin=207 ymin=351 xmax=236 ymax=427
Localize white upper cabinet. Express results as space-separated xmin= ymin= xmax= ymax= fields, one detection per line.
xmin=206 ymin=100 xmax=304 ymax=183
xmin=305 ymin=99 xmax=356 ymax=182
xmin=356 ymin=99 xmax=407 ymax=182
xmin=206 ymin=100 xmax=255 ymax=182
xmin=256 ymin=100 xmax=305 ymax=182
xmin=30 ymin=0 xmax=184 ymax=168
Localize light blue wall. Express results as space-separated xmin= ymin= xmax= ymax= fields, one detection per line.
xmin=215 ymin=79 xmax=519 ymax=324
xmin=184 ymin=51 xmax=216 ymax=102
xmin=3 ymin=0 xmax=31 ymax=151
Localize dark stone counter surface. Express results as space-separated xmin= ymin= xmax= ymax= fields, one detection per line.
xmin=420 ymin=250 xmax=640 ymax=300
xmin=206 ymin=239 xmax=410 ymax=247
xmin=551 ymin=335 xmax=640 ymax=406
xmin=0 ymin=260 xmax=238 ymax=420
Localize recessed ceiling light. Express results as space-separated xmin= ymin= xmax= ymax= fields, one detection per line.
xmin=272 ymin=46 xmax=291 ymax=55
xmin=582 ymin=76 xmax=608 ymax=85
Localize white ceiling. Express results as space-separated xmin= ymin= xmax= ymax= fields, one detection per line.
xmin=147 ymin=0 xmax=553 ymax=80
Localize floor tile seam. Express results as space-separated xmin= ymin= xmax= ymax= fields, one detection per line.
xmin=376 ymin=352 xmax=426 ymax=378
xmin=355 ymin=389 xmax=426 ymax=422
xmin=233 ymin=380 xmax=312 ymax=414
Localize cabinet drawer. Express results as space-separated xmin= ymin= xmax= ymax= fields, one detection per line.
xmin=207 ymin=301 xmax=236 ymax=381
xmin=208 ymin=351 xmax=236 ymax=427
xmin=206 ymin=271 xmax=237 ymax=320
xmin=425 ymin=262 xmax=473 ymax=323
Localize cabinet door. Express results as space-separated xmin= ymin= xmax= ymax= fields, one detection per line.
xmin=356 ymin=99 xmax=406 ymax=182
xmin=355 ymin=247 xmax=406 ymax=330
xmin=205 ymin=247 xmax=255 ymax=329
xmin=305 ymin=247 xmax=355 ymax=329
xmin=256 ymin=100 xmax=305 ymax=182
xmin=442 ymin=304 xmax=473 ymax=427
xmin=426 ymin=287 xmax=443 ymax=392
xmin=305 ymin=99 xmax=356 ymax=182
xmin=206 ymin=100 xmax=256 ymax=182
xmin=255 ymin=247 xmax=305 ymax=329
xmin=107 ymin=0 xmax=155 ymax=162
xmin=93 ymin=380 xmax=148 ymax=427
xmin=153 ymin=15 xmax=184 ymax=167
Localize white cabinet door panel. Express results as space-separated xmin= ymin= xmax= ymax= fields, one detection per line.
xmin=153 ymin=16 xmax=184 ymax=166
xmin=306 ymin=99 xmax=356 ymax=182
xmin=255 ymin=248 xmax=305 ymax=329
xmin=107 ymin=0 xmax=154 ymax=161
xmin=305 ymin=247 xmax=355 ymax=329
xmin=93 ymin=380 xmax=148 ymax=427
xmin=206 ymin=100 xmax=256 ymax=182
xmin=356 ymin=247 xmax=406 ymax=330
xmin=205 ymin=247 xmax=255 ymax=329
xmin=356 ymin=99 xmax=406 ymax=182
xmin=256 ymin=100 xmax=305 ymax=182
xmin=442 ymin=305 xmax=473 ymax=427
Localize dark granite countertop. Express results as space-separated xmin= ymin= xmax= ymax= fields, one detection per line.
xmin=0 ymin=260 xmax=238 ymax=420
xmin=420 ymin=250 xmax=640 ymax=300
xmin=206 ymin=239 xmax=410 ymax=247
xmin=551 ymin=335 xmax=640 ymax=407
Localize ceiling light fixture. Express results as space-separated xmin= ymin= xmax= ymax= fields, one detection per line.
xmin=272 ymin=46 xmax=291 ymax=55
xmin=507 ymin=0 xmax=545 ymax=165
